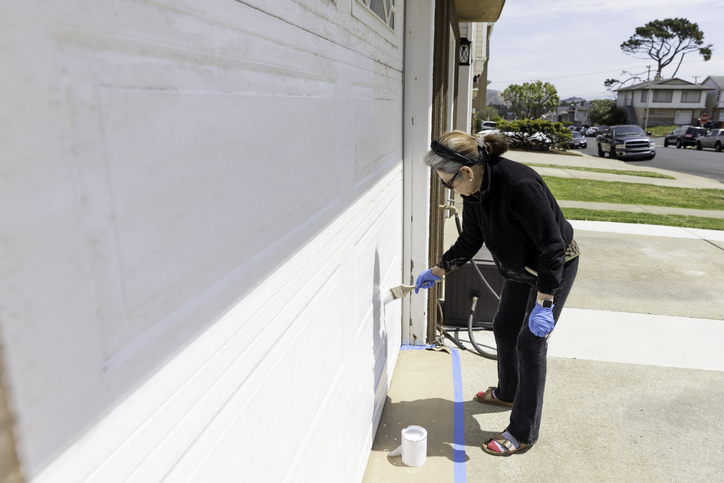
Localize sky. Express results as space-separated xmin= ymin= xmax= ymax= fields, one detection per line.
xmin=486 ymin=0 xmax=724 ymax=101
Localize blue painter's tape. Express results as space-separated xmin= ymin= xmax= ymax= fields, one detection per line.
xmin=400 ymin=344 xmax=434 ymax=351
xmin=451 ymin=348 xmax=466 ymax=483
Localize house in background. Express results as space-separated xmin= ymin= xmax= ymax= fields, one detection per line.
xmin=0 ymin=1 xmax=505 ymax=482
xmin=701 ymin=76 xmax=724 ymax=125
xmin=551 ymin=99 xmax=591 ymax=126
xmin=616 ymin=78 xmax=713 ymax=127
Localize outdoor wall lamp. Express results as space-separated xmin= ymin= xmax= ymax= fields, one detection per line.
xmin=459 ymin=38 xmax=470 ymax=66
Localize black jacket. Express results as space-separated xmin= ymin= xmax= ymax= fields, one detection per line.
xmin=439 ymin=157 xmax=574 ymax=295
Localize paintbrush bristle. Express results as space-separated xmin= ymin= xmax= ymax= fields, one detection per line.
xmin=390 ymin=285 xmax=405 ymax=300
xmin=388 ymin=284 xmax=417 ymax=301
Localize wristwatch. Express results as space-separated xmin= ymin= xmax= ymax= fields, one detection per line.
xmin=536 ymin=298 xmax=553 ymax=308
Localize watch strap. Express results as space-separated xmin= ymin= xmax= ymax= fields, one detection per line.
xmin=536 ymin=298 xmax=553 ymax=308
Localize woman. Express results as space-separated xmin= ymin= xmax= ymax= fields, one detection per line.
xmin=415 ymin=130 xmax=579 ymax=456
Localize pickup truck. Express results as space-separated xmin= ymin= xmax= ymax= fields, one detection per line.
xmin=596 ymin=125 xmax=656 ymax=160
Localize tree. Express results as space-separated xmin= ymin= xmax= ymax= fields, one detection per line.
xmin=501 ymin=81 xmax=559 ymax=120
xmin=588 ymin=100 xmax=629 ymax=126
xmin=488 ymin=103 xmax=510 ymax=118
xmin=477 ymin=106 xmax=500 ymax=121
xmin=618 ymin=18 xmax=712 ymax=79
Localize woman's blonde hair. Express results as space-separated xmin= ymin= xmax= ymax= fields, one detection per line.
xmin=423 ymin=130 xmax=508 ymax=174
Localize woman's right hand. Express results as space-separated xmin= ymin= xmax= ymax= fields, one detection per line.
xmin=415 ymin=268 xmax=443 ymax=294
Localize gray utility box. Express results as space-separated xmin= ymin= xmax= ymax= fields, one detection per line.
xmin=443 ymin=245 xmax=505 ymax=328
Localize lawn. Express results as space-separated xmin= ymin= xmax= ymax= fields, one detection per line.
xmin=647 ymin=125 xmax=677 ymax=138
xmin=543 ymin=177 xmax=724 ymax=211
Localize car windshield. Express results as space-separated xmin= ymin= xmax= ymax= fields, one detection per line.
xmin=613 ymin=126 xmax=644 ymax=136
xmin=572 ymin=132 xmax=582 ymax=138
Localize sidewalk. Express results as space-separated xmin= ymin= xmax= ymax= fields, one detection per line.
xmin=507 ymin=149 xmax=724 ymax=190
xmin=444 ymin=150 xmax=724 ymax=481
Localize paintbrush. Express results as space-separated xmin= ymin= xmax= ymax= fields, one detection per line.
xmin=382 ymin=284 xmax=418 ymax=304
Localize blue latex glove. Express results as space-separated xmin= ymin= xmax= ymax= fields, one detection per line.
xmin=415 ymin=269 xmax=441 ymax=294
xmin=529 ymin=302 xmax=555 ymax=337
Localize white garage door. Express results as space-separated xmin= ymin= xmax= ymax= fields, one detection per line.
xmin=675 ymin=109 xmax=693 ymax=125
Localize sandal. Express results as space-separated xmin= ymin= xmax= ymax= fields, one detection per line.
xmin=482 ymin=432 xmax=532 ymax=456
xmin=473 ymin=386 xmax=513 ymax=408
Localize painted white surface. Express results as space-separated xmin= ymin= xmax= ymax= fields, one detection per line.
xmin=1 ymin=0 xmax=406 ymax=480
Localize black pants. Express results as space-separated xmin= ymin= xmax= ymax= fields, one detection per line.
xmin=492 ymin=257 xmax=579 ymax=445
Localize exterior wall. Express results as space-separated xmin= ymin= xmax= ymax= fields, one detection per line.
xmin=622 ymin=89 xmax=708 ymax=126
xmin=631 ymin=90 xmax=707 ymax=110
xmin=0 ymin=0 xmax=405 ymax=481
xmin=457 ymin=23 xmax=474 ymax=133
xmin=617 ymin=91 xmax=626 ymax=107
xmin=471 ymin=22 xmax=490 ymax=111
xmin=703 ymin=78 xmax=724 ymax=122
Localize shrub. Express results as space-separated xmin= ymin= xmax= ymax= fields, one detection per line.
xmin=496 ymin=119 xmax=573 ymax=151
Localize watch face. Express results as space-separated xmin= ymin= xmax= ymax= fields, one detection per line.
xmin=543 ymin=299 xmax=553 ymax=308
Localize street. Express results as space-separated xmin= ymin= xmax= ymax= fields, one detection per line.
xmin=579 ymin=136 xmax=724 ymax=184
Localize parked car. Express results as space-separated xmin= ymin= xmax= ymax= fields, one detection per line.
xmin=663 ymin=125 xmax=707 ymax=148
xmin=501 ymin=131 xmax=551 ymax=144
xmin=596 ymin=124 xmax=656 ymax=160
xmin=584 ymin=127 xmax=599 ymax=137
xmin=696 ymin=129 xmax=724 ymax=152
xmin=568 ymin=131 xmax=587 ymax=148
xmin=589 ymin=125 xmax=609 ymax=137
xmin=477 ymin=120 xmax=498 ymax=134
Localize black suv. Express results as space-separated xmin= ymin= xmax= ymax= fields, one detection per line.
xmin=664 ymin=126 xmax=707 ymax=148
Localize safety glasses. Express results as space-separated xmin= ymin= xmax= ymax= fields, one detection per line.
xmin=440 ymin=170 xmax=462 ymax=189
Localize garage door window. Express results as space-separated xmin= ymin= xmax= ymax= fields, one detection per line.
xmin=353 ymin=0 xmax=397 ymax=44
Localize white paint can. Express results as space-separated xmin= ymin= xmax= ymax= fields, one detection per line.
xmin=388 ymin=425 xmax=427 ymax=467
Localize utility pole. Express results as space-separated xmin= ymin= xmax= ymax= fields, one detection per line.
xmin=693 ymin=75 xmax=700 ymax=84
xmin=644 ymin=66 xmax=652 ymax=132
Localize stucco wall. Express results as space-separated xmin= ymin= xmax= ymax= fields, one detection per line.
xmin=623 ymin=89 xmax=707 ymax=110
xmin=0 ymin=0 xmax=405 ymax=480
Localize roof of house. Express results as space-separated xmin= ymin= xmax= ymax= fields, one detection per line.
xmin=562 ymin=96 xmax=586 ymax=104
xmin=702 ymin=76 xmax=724 ymax=88
xmin=617 ymin=78 xmax=713 ymax=91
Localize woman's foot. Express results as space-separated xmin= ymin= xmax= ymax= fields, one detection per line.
xmin=473 ymin=386 xmax=513 ymax=408
xmin=482 ymin=431 xmax=532 ymax=456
